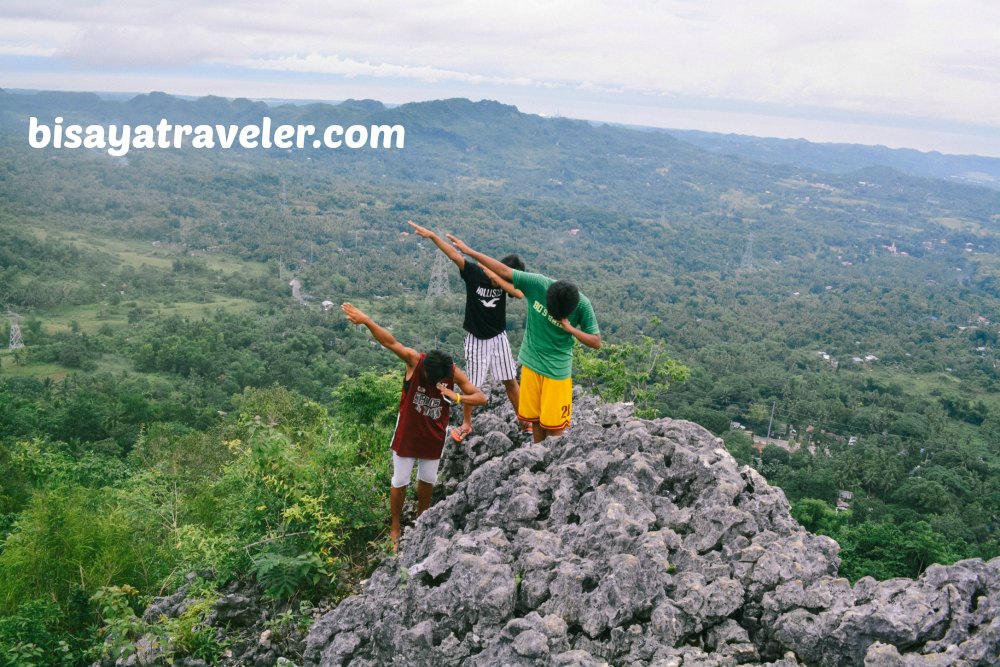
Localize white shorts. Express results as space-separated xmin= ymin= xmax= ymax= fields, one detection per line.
xmin=391 ymin=453 xmax=440 ymax=488
xmin=464 ymin=332 xmax=518 ymax=387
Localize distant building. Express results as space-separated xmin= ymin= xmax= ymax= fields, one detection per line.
xmin=321 ymin=300 xmax=335 ymax=311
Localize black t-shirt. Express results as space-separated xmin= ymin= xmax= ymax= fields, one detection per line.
xmin=460 ymin=260 xmax=507 ymax=339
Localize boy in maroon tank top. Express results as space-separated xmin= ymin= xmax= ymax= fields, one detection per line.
xmin=342 ymin=303 xmax=486 ymax=552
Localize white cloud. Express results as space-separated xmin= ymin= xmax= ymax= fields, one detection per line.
xmin=244 ymin=54 xmax=536 ymax=86
xmin=1 ymin=0 xmax=998 ymax=152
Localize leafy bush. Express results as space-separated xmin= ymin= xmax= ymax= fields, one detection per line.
xmin=89 ymin=585 xmax=146 ymax=664
xmin=251 ymin=549 xmax=327 ymax=600
xmin=331 ymin=369 xmax=403 ymax=432
xmin=791 ymin=498 xmax=847 ymax=535
xmin=205 ymin=386 xmax=392 ymax=598
xmin=0 ymin=485 xmax=170 ymax=616
xmin=169 ymin=597 xmax=227 ymax=663
xmin=91 ymin=584 xmax=226 ymax=665
xmin=0 ymin=599 xmax=78 ymax=667
xmin=574 ymin=336 xmax=689 ymax=417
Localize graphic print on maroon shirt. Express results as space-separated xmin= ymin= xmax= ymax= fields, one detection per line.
xmin=389 ymin=354 xmax=454 ymax=459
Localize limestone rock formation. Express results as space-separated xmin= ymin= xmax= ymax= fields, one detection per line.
xmin=304 ymin=391 xmax=1000 ymax=666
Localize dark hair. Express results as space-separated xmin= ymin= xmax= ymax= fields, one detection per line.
xmin=546 ymin=280 xmax=580 ymax=320
xmin=500 ymin=254 xmax=525 ymax=272
xmin=424 ymin=350 xmax=453 ymax=386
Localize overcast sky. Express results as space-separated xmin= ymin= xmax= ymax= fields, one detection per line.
xmin=3 ymin=0 xmax=999 ymax=156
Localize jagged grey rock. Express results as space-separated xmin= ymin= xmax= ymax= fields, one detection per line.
xmin=303 ymin=389 xmax=1000 ymax=666
xmin=142 ymin=582 xmax=191 ymax=624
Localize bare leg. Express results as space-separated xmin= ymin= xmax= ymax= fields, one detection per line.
xmin=502 ymin=378 xmax=531 ymax=430
xmin=461 ymin=401 xmax=474 ymax=435
xmin=390 ymin=485 xmax=406 ymax=552
xmin=416 ymin=480 xmax=434 ymax=516
xmin=502 ymin=378 xmax=520 ymax=413
xmin=533 ymin=426 xmax=565 ymax=443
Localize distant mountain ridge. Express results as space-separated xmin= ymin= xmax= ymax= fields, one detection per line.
xmin=4 ymin=88 xmax=998 ymax=204
xmin=664 ymin=128 xmax=1000 ymax=190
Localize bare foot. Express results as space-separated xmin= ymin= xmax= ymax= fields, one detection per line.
xmin=450 ymin=424 xmax=473 ymax=442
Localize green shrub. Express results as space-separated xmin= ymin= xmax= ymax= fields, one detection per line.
xmin=331 ymin=369 xmax=402 ymax=431
xmin=168 ymin=597 xmax=227 ymax=663
xmin=791 ymin=498 xmax=847 ymax=535
xmin=0 ymin=485 xmax=170 ymax=616
xmin=0 ymin=599 xmax=78 ymax=667
xmin=574 ymin=337 xmax=689 ymax=418
xmin=89 ymin=585 xmax=147 ymax=663
xmin=251 ymin=549 xmax=327 ymax=600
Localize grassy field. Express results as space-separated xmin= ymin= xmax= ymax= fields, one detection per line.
xmin=5 ymin=221 xmax=268 ymax=380
xmin=869 ymin=366 xmax=1000 ymax=409
xmin=1 ymin=295 xmax=260 ymax=381
xmin=0 ymin=352 xmax=71 ymax=381
xmin=26 ymin=222 xmax=271 ymax=276
xmin=32 ymin=297 xmax=258 ymax=335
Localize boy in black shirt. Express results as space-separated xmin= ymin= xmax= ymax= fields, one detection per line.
xmin=407 ymin=221 xmax=527 ymax=440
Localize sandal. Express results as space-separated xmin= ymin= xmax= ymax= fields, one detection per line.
xmin=451 ymin=425 xmax=473 ymax=442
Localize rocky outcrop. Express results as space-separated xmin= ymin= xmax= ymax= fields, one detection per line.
xmin=303 ymin=391 xmax=1000 ymax=666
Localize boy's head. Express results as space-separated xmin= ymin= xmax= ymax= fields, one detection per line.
xmin=546 ymin=280 xmax=580 ymax=321
xmin=424 ymin=350 xmax=454 ymax=386
xmin=500 ymin=254 xmax=525 ymax=272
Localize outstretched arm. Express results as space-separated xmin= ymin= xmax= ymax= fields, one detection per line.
xmin=480 ymin=263 xmax=523 ymax=299
xmin=558 ymin=319 xmax=602 ymax=350
xmin=436 ymin=367 xmax=487 ymax=407
xmin=408 ymin=221 xmax=465 ymax=270
xmin=446 ymin=234 xmax=513 ymax=282
xmin=342 ymin=303 xmax=421 ymax=370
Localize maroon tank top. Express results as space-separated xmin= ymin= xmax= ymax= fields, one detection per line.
xmin=390 ymin=354 xmax=454 ymax=459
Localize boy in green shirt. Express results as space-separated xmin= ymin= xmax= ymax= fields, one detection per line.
xmin=447 ymin=234 xmax=601 ymax=443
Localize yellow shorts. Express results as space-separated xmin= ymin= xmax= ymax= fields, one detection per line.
xmin=518 ymin=366 xmax=573 ymax=431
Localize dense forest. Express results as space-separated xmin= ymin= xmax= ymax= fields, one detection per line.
xmin=1 ymin=90 xmax=1000 ymax=664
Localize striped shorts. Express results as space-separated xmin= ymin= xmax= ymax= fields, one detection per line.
xmin=464 ymin=332 xmax=518 ymax=387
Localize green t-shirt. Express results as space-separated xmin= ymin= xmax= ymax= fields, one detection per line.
xmin=512 ymin=270 xmax=600 ymax=380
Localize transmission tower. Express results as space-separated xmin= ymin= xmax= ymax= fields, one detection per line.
xmin=740 ymin=233 xmax=754 ymax=270
xmin=426 ymin=249 xmax=452 ymax=300
xmin=8 ymin=312 xmax=24 ymax=350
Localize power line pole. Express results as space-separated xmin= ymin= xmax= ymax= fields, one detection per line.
xmin=740 ymin=233 xmax=754 ymax=270
xmin=427 ymin=249 xmax=452 ymax=301
xmin=8 ymin=312 xmax=24 ymax=350
xmin=766 ymin=401 xmax=775 ymax=439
